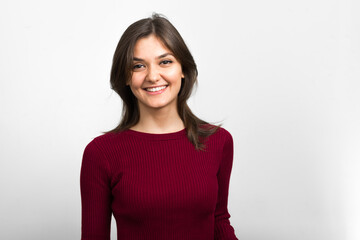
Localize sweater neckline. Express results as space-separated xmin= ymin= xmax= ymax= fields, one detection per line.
xmin=124 ymin=128 xmax=187 ymax=140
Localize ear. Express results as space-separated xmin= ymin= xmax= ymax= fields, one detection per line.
xmin=181 ymin=73 xmax=184 ymax=78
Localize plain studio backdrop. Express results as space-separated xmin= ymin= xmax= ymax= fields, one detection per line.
xmin=0 ymin=0 xmax=359 ymax=239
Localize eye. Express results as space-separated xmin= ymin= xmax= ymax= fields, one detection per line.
xmin=160 ymin=60 xmax=173 ymax=65
xmin=133 ymin=64 xmax=144 ymax=70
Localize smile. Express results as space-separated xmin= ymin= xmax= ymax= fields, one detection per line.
xmin=145 ymin=86 xmax=167 ymax=92
xmin=144 ymin=85 xmax=168 ymax=95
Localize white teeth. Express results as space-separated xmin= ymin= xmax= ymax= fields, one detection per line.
xmin=146 ymin=86 xmax=167 ymax=92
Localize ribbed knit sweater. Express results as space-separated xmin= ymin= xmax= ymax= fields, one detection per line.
xmin=80 ymin=127 xmax=238 ymax=240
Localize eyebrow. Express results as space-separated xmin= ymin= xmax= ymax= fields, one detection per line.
xmin=133 ymin=53 xmax=173 ymax=61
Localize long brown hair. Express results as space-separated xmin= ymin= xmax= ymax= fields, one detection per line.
xmin=105 ymin=13 xmax=222 ymax=151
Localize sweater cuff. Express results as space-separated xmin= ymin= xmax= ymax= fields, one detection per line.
xmin=215 ymin=218 xmax=238 ymax=240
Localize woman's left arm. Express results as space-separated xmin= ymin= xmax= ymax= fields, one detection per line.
xmin=214 ymin=130 xmax=238 ymax=240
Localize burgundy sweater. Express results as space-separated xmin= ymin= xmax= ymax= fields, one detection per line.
xmin=80 ymin=127 xmax=238 ymax=240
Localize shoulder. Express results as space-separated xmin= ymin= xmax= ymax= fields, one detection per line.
xmin=217 ymin=126 xmax=233 ymax=139
xmin=83 ymin=130 xmax=128 ymax=156
xmin=217 ymin=127 xmax=233 ymax=149
xmin=202 ymin=125 xmax=233 ymax=152
xmin=206 ymin=125 xmax=233 ymax=143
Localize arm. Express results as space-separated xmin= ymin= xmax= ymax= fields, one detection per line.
xmin=214 ymin=131 xmax=238 ymax=240
xmin=80 ymin=140 xmax=112 ymax=240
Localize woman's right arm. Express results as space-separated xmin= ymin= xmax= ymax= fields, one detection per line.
xmin=80 ymin=140 xmax=112 ymax=240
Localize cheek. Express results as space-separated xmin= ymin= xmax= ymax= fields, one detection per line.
xmin=130 ymin=74 xmax=144 ymax=88
xmin=165 ymin=69 xmax=183 ymax=84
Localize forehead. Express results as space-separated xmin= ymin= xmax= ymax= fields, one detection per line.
xmin=133 ymin=35 xmax=172 ymax=58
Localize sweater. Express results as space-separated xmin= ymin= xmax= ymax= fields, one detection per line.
xmin=80 ymin=126 xmax=238 ymax=240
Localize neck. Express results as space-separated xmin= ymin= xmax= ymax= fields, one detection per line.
xmin=131 ymin=103 xmax=185 ymax=134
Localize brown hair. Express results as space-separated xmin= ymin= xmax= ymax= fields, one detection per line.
xmin=105 ymin=13 xmax=222 ymax=151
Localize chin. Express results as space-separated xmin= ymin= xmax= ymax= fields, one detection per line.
xmin=150 ymin=104 xmax=169 ymax=109
xmin=147 ymin=102 xmax=173 ymax=110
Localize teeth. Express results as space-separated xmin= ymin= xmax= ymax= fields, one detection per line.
xmin=146 ymin=86 xmax=167 ymax=92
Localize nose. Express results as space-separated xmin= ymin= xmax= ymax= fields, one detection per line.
xmin=146 ymin=65 xmax=160 ymax=83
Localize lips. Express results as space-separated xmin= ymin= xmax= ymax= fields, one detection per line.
xmin=143 ymin=85 xmax=168 ymax=92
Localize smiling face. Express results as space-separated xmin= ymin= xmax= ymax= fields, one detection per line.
xmin=127 ymin=34 xmax=184 ymax=113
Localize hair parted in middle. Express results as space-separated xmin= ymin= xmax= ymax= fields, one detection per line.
xmin=105 ymin=13 xmax=222 ymax=151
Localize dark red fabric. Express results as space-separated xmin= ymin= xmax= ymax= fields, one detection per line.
xmin=80 ymin=127 xmax=238 ymax=240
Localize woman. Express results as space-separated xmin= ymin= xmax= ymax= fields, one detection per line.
xmin=80 ymin=13 xmax=238 ymax=240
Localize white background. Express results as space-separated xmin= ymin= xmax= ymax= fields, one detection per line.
xmin=0 ymin=0 xmax=359 ymax=239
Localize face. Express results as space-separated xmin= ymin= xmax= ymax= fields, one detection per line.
xmin=127 ymin=34 xmax=184 ymax=112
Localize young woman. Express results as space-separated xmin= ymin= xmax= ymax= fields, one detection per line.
xmin=80 ymin=13 xmax=238 ymax=240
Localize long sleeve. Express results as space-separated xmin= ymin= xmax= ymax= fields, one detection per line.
xmin=214 ymin=131 xmax=238 ymax=240
xmin=80 ymin=140 xmax=112 ymax=240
